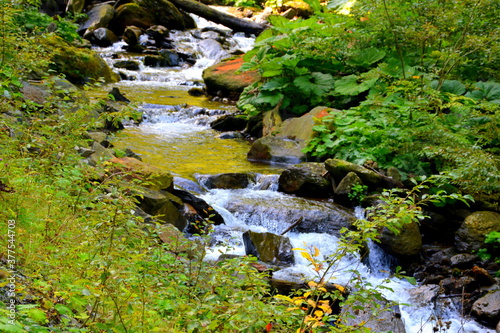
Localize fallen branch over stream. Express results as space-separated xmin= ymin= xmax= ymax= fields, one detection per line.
xmin=168 ymin=0 xmax=268 ymax=35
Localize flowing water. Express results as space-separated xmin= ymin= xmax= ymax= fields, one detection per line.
xmin=93 ymin=15 xmax=494 ymax=333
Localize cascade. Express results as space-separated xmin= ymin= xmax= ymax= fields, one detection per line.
xmin=94 ymin=14 xmax=494 ymax=333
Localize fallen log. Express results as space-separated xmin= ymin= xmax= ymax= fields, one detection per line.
xmin=168 ymin=0 xmax=268 ymax=35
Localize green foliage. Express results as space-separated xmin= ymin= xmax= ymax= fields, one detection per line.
xmin=222 ymin=0 xmax=262 ymax=8
xmin=477 ymin=231 xmax=500 ymax=275
xmin=347 ymin=184 xmax=368 ymax=204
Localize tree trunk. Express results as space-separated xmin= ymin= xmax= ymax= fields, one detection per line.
xmin=168 ymin=0 xmax=267 ymax=35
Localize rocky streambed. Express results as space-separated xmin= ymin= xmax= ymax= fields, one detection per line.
xmin=65 ymin=3 xmax=500 ymax=331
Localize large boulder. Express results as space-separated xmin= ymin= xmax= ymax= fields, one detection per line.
xmin=42 ymin=35 xmax=119 ymax=84
xmin=89 ymin=27 xmax=119 ymax=47
xmin=275 ymin=106 xmax=333 ymax=142
xmin=278 ymin=162 xmax=332 ymax=198
xmin=210 ymin=114 xmax=247 ymax=132
xmin=139 ymin=0 xmax=196 ymax=31
xmin=203 ymin=56 xmax=261 ymax=99
xmin=109 ymin=3 xmax=155 ymax=35
xmin=78 ymin=4 xmax=115 ymax=35
xmin=243 ymin=230 xmax=295 ymax=265
xmin=135 ymin=186 xmax=187 ymax=231
xmin=455 ymin=211 xmax=500 ymax=252
xmin=472 ymin=290 xmax=500 ymax=326
xmin=109 ymin=157 xmax=174 ymax=191
xmin=379 ymin=221 xmax=422 ymax=257
xmin=247 ymin=136 xmax=306 ymax=164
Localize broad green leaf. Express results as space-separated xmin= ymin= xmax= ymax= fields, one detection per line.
xmin=334 ymin=75 xmax=378 ymax=96
xmin=347 ymin=48 xmax=386 ymax=68
xmin=430 ymin=80 xmax=466 ymax=95
xmin=465 ymin=81 xmax=500 ymax=101
xmin=27 ymin=308 xmax=47 ymax=324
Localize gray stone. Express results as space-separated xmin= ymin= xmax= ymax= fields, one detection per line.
xmin=450 ymin=253 xmax=479 ymax=269
xmin=275 ymin=106 xmax=333 ymax=142
xmin=243 ymin=230 xmax=294 ymax=265
xmin=334 ymin=171 xmax=363 ymax=205
xmin=247 ymin=136 xmax=306 ymax=164
xmin=92 ymin=27 xmax=118 ymax=47
xmin=197 ymin=38 xmax=229 ymax=61
xmin=472 ymin=290 xmax=500 ymax=325
xmin=79 ymin=4 xmax=115 ymax=34
xmin=123 ymin=26 xmax=143 ymax=47
xmin=278 ymin=162 xmax=331 ymax=198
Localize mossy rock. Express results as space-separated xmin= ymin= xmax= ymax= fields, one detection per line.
xmin=203 ymin=56 xmax=260 ymax=99
xmin=109 ymin=3 xmax=155 ymax=35
xmin=42 ymin=35 xmax=119 ymax=84
xmin=455 ymin=211 xmax=500 ymax=252
xmin=139 ymin=0 xmax=196 ymax=30
xmin=109 ymin=157 xmax=174 ymax=191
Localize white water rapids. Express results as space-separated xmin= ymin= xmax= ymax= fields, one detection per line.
xmin=95 ymin=14 xmax=494 ymax=333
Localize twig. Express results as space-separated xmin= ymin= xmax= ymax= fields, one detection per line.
xmin=280 ymin=217 xmax=303 ymax=236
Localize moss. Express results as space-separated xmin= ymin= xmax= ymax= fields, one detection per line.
xmin=42 ymin=35 xmax=119 ymax=84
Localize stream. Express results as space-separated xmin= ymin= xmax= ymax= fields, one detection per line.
xmin=93 ymin=14 xmax=494 ymax=333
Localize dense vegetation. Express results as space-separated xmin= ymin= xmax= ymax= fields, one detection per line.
xmin=238 ymin=0 xmax=500 ymax=209
xmin=0 ymin=0 xmax=496 ymax=332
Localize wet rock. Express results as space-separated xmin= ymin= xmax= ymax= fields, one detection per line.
xmin=173 ymin=177 xmax=203 ymax=194
xmin=455 ymin=211 xmax=500 ymax=252
xmin=472 ymin=290 xmax=500 ymax=326
xmin=203 ymin=56 xmax=260 ymax=99
xmin=243 ymin=230 xmax=294 ymax=265
xmin=210 ymin=114 xmax=247 ymax=132
xmin=217 ymin=131 xmax=244 ymax=139
xmin=450 ymin=253 xmax=479 ymax=269
xmin=201 ymin=30 xmax=225 ymax=43
xmin=146 ymin=25 xmax=169 ymax=44
xmin=379 ymin=221 xmax=422 ymax=258
xmin=108 ymin=87 xmax=130 ymax=103
xmin=408 ymin=284 xmax=440 ymax=306
xmin=172 ymin=188 xmax=224 ymax=227
xmin=341 ymin=297 xmax=406 ymax=333
xmin=202 ymin=173 xmax=252 ymax=190
xmin=159 ymin=50 xmax=180 ymax=66
xmin=91 ymin=27 xmax=118 ymax=47
xmin=108 ymin=157 xmax=174 ymax=191
xmin=114 ymin=60 xmax=141 ymax=71
xmin=188 ymin=87 xmax=205 ymax=97
xmin=278 ymin=162 xmax=331 ymax=198
xmin=440 ymin=276 xmax=478 ymax=295
xmin=42 ymin=35 xmax=119 ymax=84
xmin=387 ymin=166 xmax=402 ymax=182
xmin=123 ymin=26 xmax=142 ymax=47
xmin=472 ymin=266 xmax=496 ymax=286
xmin=134 ymin=186 xmax=187 ymax=231
xmin=334 ymin=171 xmax=363 ymax=205
xmin=78 ymin=4 xmax=115 ymax=35
xmin=247 ymin=136 xmax=306 ymax=164
xmin=325 ymin=158 xmax=403 ymax=189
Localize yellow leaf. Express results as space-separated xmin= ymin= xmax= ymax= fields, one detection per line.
xmin=314 ymin=310 xmax=324 ymax=318
xmin=292 ymin=248 xmax=306 ymax=252
xmin=308 ymin=280 xmax=318 ymax=288
xmin=300 ymin=252 xmax=313 ymax=261
xmin=313 ymin=246 xmax=320 ymax=257
xmin=307 ymin=299 xmax=316 ymax=308
xmin=334 ymin=284 xmax=346 ymax=293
